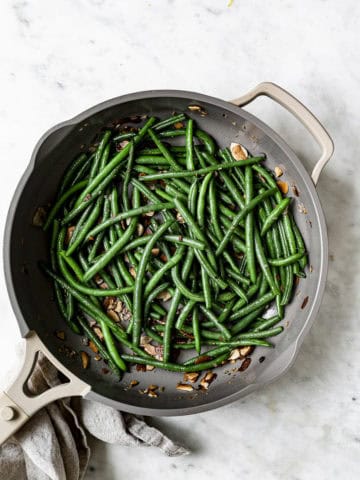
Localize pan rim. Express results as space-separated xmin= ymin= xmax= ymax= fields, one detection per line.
xmin=3 ymin=89 xmax=328 ymax=416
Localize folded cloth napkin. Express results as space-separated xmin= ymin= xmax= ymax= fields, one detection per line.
xmin=0 ymin=351 xmax=189 ymax=480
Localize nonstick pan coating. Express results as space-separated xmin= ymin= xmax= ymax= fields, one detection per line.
xmin=4 ymin=89 xmax=328 ymax=415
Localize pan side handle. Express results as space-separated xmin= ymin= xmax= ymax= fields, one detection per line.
xmin=0 ymin=331 xmax=90 ymax=445
xmin=230 ymin=82 xmax=334 ymax=185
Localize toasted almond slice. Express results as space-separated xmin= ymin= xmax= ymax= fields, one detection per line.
xmin=93 ymin=326 xmax=104 ymax=341
xmin=156 ymin=290 xmax=172 ymax=302
xmin=183 ymin=372 xmax=199 ymax=383
xmin=88 ymin=340 xmax=98 ymax=353
xmin=200 ymin=371 xmax=217 ymax=390
xmin=274 ymin=166 xmax=283 ymax=177
xmin=174 ymin=122 xmax=184 ymax=129
xmin=176 ymin=383 xmax=194 ymax=392
xmin=148 ymin=384 xmax=159 ymax=391
xmin=151 ymin=248 xmax=160 ymax=256
xmin=129 ymin=380 xmax=139 ymax=388
xmin=230 ymin=142 xmax=248 ymax=161
xmin=277 ymin=180 xmax=289 ymax=194
xmin=137 ymin=224 xmax=144 ymax=236
xmin=65 ymin=226 xmax=75 ymax=245
xmin=94 ymin=355 xmax=101 ymax=361
xmin=80 ymin=351 xmax=90 ymax=369
xmin=228 ymin=348 xmax=241 ymax=361
xmin=176 ymin=212 xmax=185 ymax=224
xmin=107 ymin=310 xmax=119 ymax=322
xmin=32 ymin=207 xmax=47 ymax=227
xmin=148 ymin=390 xmax=158 ymax=398
xmin=239 ymin=345 xmax=254 ymax=357
xmin=140 ymin=335 xmax=152 ymax=346
xmin=188 ymin=105 xmax=201 ymax=111
xmin=56 ymin=330 xmax=65 ymax=341
xmin=144 ymin=211 xmax=155 ymax=217
xmin=129 ymin=267 xmax=137 ymax=278
xmin=146 ymin=365 xmax=155 ymax=371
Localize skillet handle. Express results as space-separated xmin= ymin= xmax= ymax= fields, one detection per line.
xmin=230 ymin=82 xmax=334 ymax=185
xmin=0 ymin=331 xmax=90 ymax=445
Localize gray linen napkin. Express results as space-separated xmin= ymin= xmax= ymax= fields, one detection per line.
xmin=0 ymin=352 xmax=189 ymax=480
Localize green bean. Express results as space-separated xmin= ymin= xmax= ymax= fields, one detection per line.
xmin=186 ymin=118 xmax=195 ymax=170
xmin=175 ymin=299 xmax=197 ymax=330
xmin=77 ymin=315 xmax=121 ymax=376
xmin=228 ymin=278 xmax=248 ymax=304
xmin=226 ymin=270 xmax=251 ymax=287
xmin=121 ymin=352 xmax=229 ymax=372
xmin=138 ymin=158 xmax=263 ymax=182
xmin=199 ymin=305 xmax=232 ymax=340
xmin=216 ymin=188 xmax=277 ymax=255
xmin=41 ymin=264 xmax=127 ymax=337
xmin=260 ymin=198 xmax=291 ymax=236
xmin=268 ymin=251 xmax=305 ymax=267
xmin=195 ymin=129 xmax=215 ymax=155
xmin=43 ymin=180 xmax=88 ymax=231
xmin=253 ymin=315 xmax=282 ymax=332
xmin=153 ymin=113 xmax=186 ymax=131
xmin=66 ymin=197 xmax=103 ymax=256
xmin=171 ymin=263 xmax=204 ymax=302
xmin=245 ymin=165 xmax=257 ymax=283
xmin=192 ymin=306 xmax=201 ymax=354
xmin=87 ymin=201 xmax=174 ymax=239
xmin=144 ymin=282 xmax=170 ymax=319
xmin=291 ymin=216 xmax=308 ymax=270
xmin=132 ymin=219 xmax=174 ymax=345
xmin=197 ymin=173 xmax=212 ymax=228
xmin=147 ymin=128 xmax=182 ymax=171
xmin=89 ymin=130 xmax=111 ymax=182
xmin=254 ymin=229 xmax=280 ymax=296
xmin=230 ymin=291 xmax=275 ymax=322
xmin=144 ymin=246 xmax=184 ymax=297
xmin=280 ymin=265 xmax=294 ymax=306
xmin=235 ymin=326 xmax=283 ymax=340
xmin=58 ymin=153 xmax=87 ymax=196
xmin=231 ymin=307 xmax=266 ymax=336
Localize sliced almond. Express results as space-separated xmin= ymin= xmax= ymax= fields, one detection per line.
xmin=55 ymin=330 xmax=65 ymax=341
xmin=93 ymin=326 xmax=104 ymax=341
xmin=140 ymin=336 xmax=152 ymax=346
xmin=147 ymin=384 xmax=159 ymax=391
xmin=129 ymin=380 xmax=139 ymax=388
xmin=107 ymin=310 xmax=119 ymax=322
xmin=230 ymin=142 xmax=248 ymax=161
xmin=183 ymin=372 xmax=199 ymax=383
xmin=277 ymin=180 xmax=289 ymax=194
xmin=114 ymin=300 xmax=123 ymax=313
xmin=137 ymin=224 xmax=144 ymax=236
xmin=239 ymin=345 xmax=254 ymax=357
xmin=228 ymin=348 xmax=241 ymax=361
xmin=200 ymin=371 xmax=217 ymax=390
xmin=94 ymin=355 xmax=101 ymax=361
xmin=88 ymin=340 xmax=98 ymax=353
xmin=129 ymin=267 xmax=137 ymax=278
xmin=32 ymin=207 xmax=47 ymax=227
xmin=151 ymin=248 xmax=160 ymax=256
xmin=174 ymin=122 xmax=184 ymax=129
xmin=80 ymin=351 xmax=90 ymax=369
xmin=176 ymin=383 xmax=194 ymax=392
xmin=188 ymin=105 xmax=201 ymax=111
xmin=176 ymin=212 xmax=185 ymax=224
xmin=146 ymin=365 xmax=155 ymax=371
xmin=144 ymin=211 xmax=155 ymax=217
xmin=156 ymin=290 xmax=172 ymax=302
xmin=274 ymin=166 xmax=283 ymax=177
xmin=148 ymin=390 xmax=158 ymax=398
xmin=66 ymin=226 xmax=75 ymax=245
xmin=119 ymin=140 xmax=129 ymax=149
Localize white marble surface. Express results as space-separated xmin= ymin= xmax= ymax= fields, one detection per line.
xmin=1 ymin=0 xmax=360 ymax=478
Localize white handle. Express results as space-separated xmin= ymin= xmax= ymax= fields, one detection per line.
xmin=0 ymin=331 xmax=90 ymax=445
xmin=231 ymin=82 xmax=334 ymax=185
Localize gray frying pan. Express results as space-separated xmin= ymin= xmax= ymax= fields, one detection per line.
xmin=0 ymin=83 xmax=333 ymax=443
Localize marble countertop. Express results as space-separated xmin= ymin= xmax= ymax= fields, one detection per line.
xmin=1 ymin=0 xmax=359 ymax=478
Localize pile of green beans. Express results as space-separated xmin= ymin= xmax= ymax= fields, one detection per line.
xmin=42 ymin=113 xmax=307 ymax=377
